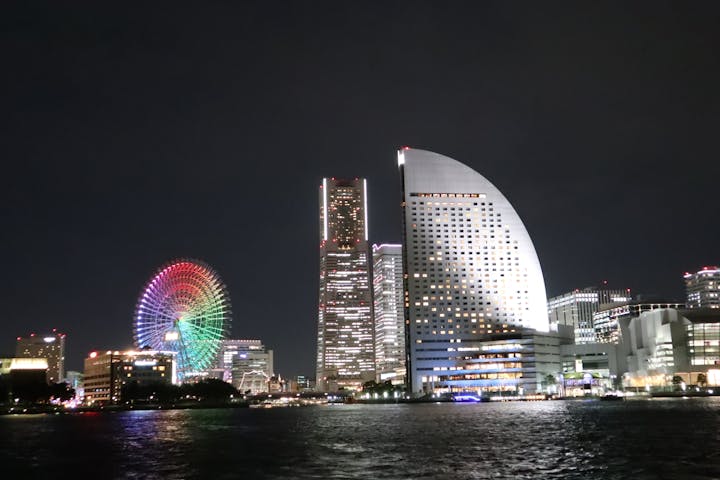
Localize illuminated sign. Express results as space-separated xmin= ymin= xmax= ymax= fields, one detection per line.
xmin=134 ymin=360 xmax=157 ymax=367
xmin=10 ymin=358 xmax=49 ymax=370
xmin=43 ymin=337 xmax=56 ymax=343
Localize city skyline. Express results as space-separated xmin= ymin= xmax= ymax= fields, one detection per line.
xmin=3 ymin=3 xmax=719 ymax=377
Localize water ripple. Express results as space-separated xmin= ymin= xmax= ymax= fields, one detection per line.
xmin=2 ymin=399 xmax=720 ymax=479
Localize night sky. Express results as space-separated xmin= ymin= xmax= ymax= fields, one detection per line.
xmin=2 ymin=2 xmax=719 ymax=376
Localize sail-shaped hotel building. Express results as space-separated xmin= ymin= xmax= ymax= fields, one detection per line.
xmin=399 ymin=148 xmax=560 ymax=395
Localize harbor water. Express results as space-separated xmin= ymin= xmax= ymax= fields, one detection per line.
xmin=2 ymin=398 xmax=719 ymax=479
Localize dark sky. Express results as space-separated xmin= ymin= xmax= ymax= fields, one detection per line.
xmin=2 ymin=2 xmax=719 ymax=376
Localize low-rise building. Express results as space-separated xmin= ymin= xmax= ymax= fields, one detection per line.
xmin=0 ymin=357 xmax=49 ymax=403
xmin=594 ymin=300 xmax=685 ymax=344
xmin=622 ymin=309 xmax=693 ymax=388
xmin=230 ymin=342 xmax=274 ymax=394
xmin=82 ymin=350 xmax=175 ymax=405
xmin=560 ymin=343 xmax=623 ymax=393
xmin=416 ymin=327 xmax=572 ymax=396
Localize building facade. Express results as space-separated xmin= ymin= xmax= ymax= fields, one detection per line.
xmin=316 ymin=177 xmax=375 ymax=391
xmin=622 ymin=309 xmax=692 ymax=388
xmin=547 ymin=288 xmax=631 ymax=344
xmin=593 ymin=300 xmax=685 ymax=344
xmin=399 ymin=148 xmax=549 ymax=394
xmin=16 ymin=330 xmax=66 ymax=383
xmin=82 ymin=350 xmax=175 ymax=405
xmin=230 ymin=342 xmax=274 ymax=394
xmin=0 ymin=358 xmax=49 ymax=403
xmin=685 ymin=266 xmax=720 ymax=309
xmin=372 ymin=243 xmax=405 ymax=383
xmin=216 ymin=339 xmax=266 ymax=382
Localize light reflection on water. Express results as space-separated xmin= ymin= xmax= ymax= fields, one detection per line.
xmin=2 ymin=399 xmax=720 ymax=479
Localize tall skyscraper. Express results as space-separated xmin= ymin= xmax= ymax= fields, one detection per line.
xmin=685 ymin=266 xmax=720 ymax=309
xmin=16 ymin=330 xmax=66 ymax=383
xmin=316 ymin=177 xmax=375 ymax=391
xmin=399 ymin=148 xmax=549 ymax=394
xmin=547 ymin=287 xmax=632 ymax=344
xmin=372 ymin=243 xmax=405 ymax=382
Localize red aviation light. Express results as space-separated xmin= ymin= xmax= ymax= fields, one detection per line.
xmin=401 ymin=146 xmax=411 ymax=150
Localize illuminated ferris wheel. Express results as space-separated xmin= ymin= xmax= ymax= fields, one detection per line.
xmin=133 ymin=259 xmax=231 ymax=381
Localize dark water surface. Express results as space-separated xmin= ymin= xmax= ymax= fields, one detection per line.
xmin=2 ymin=399 xmax=720 ymax=479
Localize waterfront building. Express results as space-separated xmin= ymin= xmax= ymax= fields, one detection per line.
xmin=230 ymin=342 xmax=273 ymax=394
xmin=216 ymin=339 xmax=267 ymax=382
xmin=372 ymin=243 xmax=405 ymax=384
xmin=294 ymin=375 xmax=314 ymax=391
xmin=16 ymin=330 xmax=66 ymax=383
xmin=622 ymin=309 xmax=691 ymax=388
xmin=399 ymin=147 xmax=550 ymax=394
xmin=684 ymin=308 xmax=720 ymax=370
xmin=559 ymin=343 xmax=623 ymax=393
xmin=685 ymin=266 xmax=720 ymax=309
xmin=82 ymin=350 xmax=175 ymax=405
xmin=593 ymin=300 xmax=684 ymax=344
xmin=420 ymin=329 xmax=571 ymax=396
xmin=0 ymin=357 xmax=49 ymax=403
xmin=548 ymin=287 xmax=631 ymax=344
xmin=316 ymin=177 xmax=375 ymax=391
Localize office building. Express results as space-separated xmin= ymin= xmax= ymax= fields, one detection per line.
xmin=682 ymin=308 xmax=720 ymax=370
xmin=372 ymin=243 xmax=405 ymax=383
xmin=295 ymin=375 xmax=314 ymax=391
xmin=593 ymin=300 xmax=684 ymax=344
xmin=82 ymin=350 xmax=175 ymax=405
xmin=622 ymin=309 xmax=692 ymax=388
xmin=685 ymin=266 xmax=720 ymax=309
xmin=16 ymin=330 xmax=66 ymax=383
xmin=399 ymin=147 xmax=550 ymax=394
xmin=548 ymin=287 xmax=631 ymax=344
xmin=0 ymin=357 xmax=49 ymax=403
xmin=316 ymin=177 xmax=375 ymax=391
xmin=216 ymin=339 xmax=266 ymax=382
xmin=230 ymin=342 xmax=273 ymax=394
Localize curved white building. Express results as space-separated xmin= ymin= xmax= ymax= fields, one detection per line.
xmin=399 ymin=148 xmax=549 ymax=393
